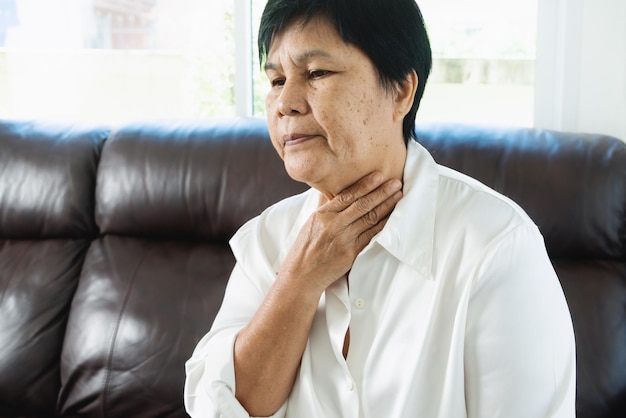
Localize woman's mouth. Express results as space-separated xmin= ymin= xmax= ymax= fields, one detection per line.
xmin=283 ymin=134 xmax=317 ymax=146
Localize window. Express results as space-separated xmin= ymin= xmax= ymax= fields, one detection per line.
xmin=250 ymin=0 xmax=538 ymax=128
xmin=1 ymin=0 xmax=537 ymax=127
xmin=417 ymin=0 xmax=537 ymax=127
xmin=0 ymin=0 xmax=236 ymax=124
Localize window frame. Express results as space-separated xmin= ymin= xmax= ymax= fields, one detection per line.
xmin=234 ymin=0 xmax=254 ymax=117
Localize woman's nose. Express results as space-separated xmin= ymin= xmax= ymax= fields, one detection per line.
xmin=277 ymin=81 xmax=308 ymax=116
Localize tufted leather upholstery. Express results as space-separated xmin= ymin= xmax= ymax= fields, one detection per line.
xmin=0 ymin=118 xmax=624 ymax=417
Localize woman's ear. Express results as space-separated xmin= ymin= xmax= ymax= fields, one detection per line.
xmin=393 ymin=70 xmax=418 ymax=122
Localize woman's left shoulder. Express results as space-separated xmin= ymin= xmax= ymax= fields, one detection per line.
xmin=434 ymin=166 xmax=537 ymax=245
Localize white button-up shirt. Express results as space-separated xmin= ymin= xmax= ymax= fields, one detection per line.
xmin=185 ymin=140 xmax=576 ymax=418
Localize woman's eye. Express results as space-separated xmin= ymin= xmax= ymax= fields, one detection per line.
xmin=309 ymin=70 xmax=330 ymax=79
xmin=271 ymin=78 xmax=285 ymax=87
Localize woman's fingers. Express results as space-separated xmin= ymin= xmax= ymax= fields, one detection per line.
xmin=323 ymin=173 xmax=402 ymax=223
xmin=356 ymin=182 xmax=403 ymax=227
xmin=280 ymin=172 xmax=403 ymax=292
xmin=349 ymin=179 xmax=402 ymax=221
xmin=323 ymin=172 xmax=385 ymax=213
xmin=324 ymin=174 xmax=403 ymax=253
xmin=354 ymin=189 xmax=402 ymax=248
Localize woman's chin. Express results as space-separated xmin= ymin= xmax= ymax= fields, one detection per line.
xmin=285 ymin=167 xmax=337 ymax=195
xmin=285 ymin=162 xmax=321 ymax=184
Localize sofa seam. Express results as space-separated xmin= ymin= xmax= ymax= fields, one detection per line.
xmin=101 ymin=246 xmax=149 ymax=417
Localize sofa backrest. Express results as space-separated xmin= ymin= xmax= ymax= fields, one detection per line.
xmin=0 ymin=118 xmax=624 ymax=417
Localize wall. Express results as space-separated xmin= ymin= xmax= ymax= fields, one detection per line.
xmin=535 ymin=0 xmax=626 ymax=140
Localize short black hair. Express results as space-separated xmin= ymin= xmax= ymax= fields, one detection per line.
xmin=258 ymin=0 xmax=432 ymax=142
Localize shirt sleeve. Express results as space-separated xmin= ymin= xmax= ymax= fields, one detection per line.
xmin=464 ymin=223 xmax=576 ymax=418
xmin=184 ymin=263 xmax=288 ymax=418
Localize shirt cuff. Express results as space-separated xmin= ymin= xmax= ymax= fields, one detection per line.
xmin=211 ymin=382 xmax=288 ymax=418
xmin=185 ymin=329 xmax=288 ymax=418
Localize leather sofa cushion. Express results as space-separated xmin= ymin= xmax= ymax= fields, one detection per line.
xmin=0 ymin=121 xmax=107 ymax=239
xmin=0 ymin=239 xmax=88 ymax=416
xmin=58 ymin=236 xmax=234 ymax=416
xmin=555 ymin=259 xmax=626 ymax=416
xmin=95 ymin=119 xmax=306 ymax=241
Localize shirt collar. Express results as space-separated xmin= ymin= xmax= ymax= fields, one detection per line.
xmin=374 ymin=139 xmax=438 ymax=280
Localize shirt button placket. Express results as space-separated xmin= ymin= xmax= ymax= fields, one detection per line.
xmin=347 ymin=376 xmax=355 ymax=391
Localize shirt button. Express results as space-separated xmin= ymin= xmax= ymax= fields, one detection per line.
xmin=347 ymin=378 xmax=355 ymax=391
xmin=354 ymin=298 xmax=366 ymax=309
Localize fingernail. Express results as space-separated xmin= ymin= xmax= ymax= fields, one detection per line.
xmin=372 ymin=172 xmax=383 ymax=183
xmin=388 ymin=180 xmax=402 ymax=191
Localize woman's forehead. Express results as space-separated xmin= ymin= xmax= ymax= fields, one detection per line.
xmin=266 ymin=17 xmax=351 ymax=63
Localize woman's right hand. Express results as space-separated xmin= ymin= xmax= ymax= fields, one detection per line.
xmin=279 ymin=171 xmax=403 ymax=296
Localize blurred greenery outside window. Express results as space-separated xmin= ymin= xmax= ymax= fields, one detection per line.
xmin=0 ymin=0 xmax=537 ymax=127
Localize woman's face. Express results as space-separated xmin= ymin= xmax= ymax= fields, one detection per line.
xmin=264 ymin=17 xmax=408 ymax=197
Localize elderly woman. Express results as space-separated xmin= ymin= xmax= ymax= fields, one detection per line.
xmin=184 ymin=0 xmax=576 ymax=417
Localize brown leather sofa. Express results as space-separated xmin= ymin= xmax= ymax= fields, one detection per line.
xmin=0 ymin=118 xmax=624 ymax=418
